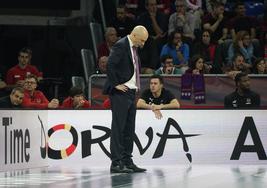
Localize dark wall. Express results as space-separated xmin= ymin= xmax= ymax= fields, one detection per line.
xmin=0 ymin=24 xmax=93 ymax=100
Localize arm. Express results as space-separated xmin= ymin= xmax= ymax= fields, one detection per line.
xmin=136 ymin=98 xmax=163 ymax=119
xmin=203 ymin=14 xmax=224 ymax=33
xmin=231 ymin=29 xmax=236 ymax=40
xmin=227 ymin=44 xmax=234 ymax=66
xmin=159 ymin=99 xmax=180 ymax=109
xmin=177 ymin=44 xmax=189 ymax=65
xmin=250 ymin=28 xmax=256 ymax=39
xmin=218 ymin=28 xmax=228 ymax=44
xmin=22 ymin=95 xmax=49 ymax=109
xmin=168 ymin=15 xmax=175 ymax=35
xmin=136 ymin=98 xmax=152 ymax=109
xmin=106 ymin=43 xmax=123 ymax=90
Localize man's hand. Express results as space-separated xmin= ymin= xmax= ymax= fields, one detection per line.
xmin=218 ymin=14 xmax=224 ymax=21
xmin=48 ymin=99 xmax=59 ymax=108
xmin=115 ymin=84 xmax=128 ymax=92
xmin=151 ymin=103 xmax=163 ymax=111
xmin=153 ymin=110 xmax=163 ymax=119
xmin=74 ymin=99 xmax=85 ymax=109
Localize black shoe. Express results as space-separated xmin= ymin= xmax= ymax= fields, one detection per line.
xmin=110 ymin=164 xmax=133 ymax=173
xmin=126 ymin=164 xmax=146 ymax=172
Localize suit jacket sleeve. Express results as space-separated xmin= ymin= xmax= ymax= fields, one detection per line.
xmin=106 ymin=40 xmax=125 ymax=91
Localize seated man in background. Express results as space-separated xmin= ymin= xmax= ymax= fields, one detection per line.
xmin=154 ymin=55 xmax=182 ymax=74
xmin=224 ymin=72 xmax=260 ymax=109
xmin=224 ymin=53 xmax=251 ymax=80
xmin=5 ymin=47 xmax=43 ymax=88
xmin=137 ymin=74 xmax=180 ymax=119
xmin=160 ymin=30 xmax=190 ymax=73
xmin=22 ymin=74 xmax=59 ymax=109
xmin=0 ymin=87 xmax=24 ymax=108
xmin=97 ymin=27 xmax=118 ymax=74
xmin=61 ymin=86 xmax=90 ymax=109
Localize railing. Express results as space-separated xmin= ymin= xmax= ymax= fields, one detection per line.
xmin=88 ymin=74 xmax=267 ymax=108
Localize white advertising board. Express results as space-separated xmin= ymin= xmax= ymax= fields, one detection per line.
xmin=1 ymin=110 xmax=266 ymax=171
xmin=0 ymin=110 xmax=48 ymax=171
xmin=46 ymin=110 xmax=267 ymax=166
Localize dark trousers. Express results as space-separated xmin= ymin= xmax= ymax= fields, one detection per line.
xmin=109 ymin=89 xmax=136 ymax=165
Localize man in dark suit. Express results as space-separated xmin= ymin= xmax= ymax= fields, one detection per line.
xmin=103 ymin=25 xmax=149 ymax=173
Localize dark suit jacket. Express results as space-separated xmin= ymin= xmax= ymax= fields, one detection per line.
xmin=103 ymin=36 xmax=136 ymax=95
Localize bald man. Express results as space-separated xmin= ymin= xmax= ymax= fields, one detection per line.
xmin=103 ymin=25 xmax=148 ymax=173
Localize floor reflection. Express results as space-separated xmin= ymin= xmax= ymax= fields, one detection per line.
xmin=0 ymin=165 xmax=267 ymax=188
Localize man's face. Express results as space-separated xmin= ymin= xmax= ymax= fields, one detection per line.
xmin=242 ymin=35 xmax=251 ymax=46
xmin=98 ymin=56 xmax=108 ymax=73
xmin=173 ymin=33 xmax=182 ymax=45
xmin=146 ymin=0 xmax=157 ymax=13
xmin=134 ymin=33 xmax=148 ymax=48
xmin=234 ymin=56 xmax=245 ymax=70
xmin=238 ymin=75 xmax=250 ymax=91
xmin=163 ymin=58 xmax=174 ymax=74
xmin=116 ymin=7 xmax=126 ymax=21
xmin=236 ymin=5 xmax=246 ymax=16
xmin=72 ymin=94 xmax=85 ymax=107
xmin=18 ymin=52 xmax=30 ymax=67
xmin=215 ymin=5 xmax=224 ymax=15
xmin=150 ymin=78 xmax=163 ymax=93
xmin=10 ymin=91 xmax=24 ymax=106
xmin=176 ymin=2 xmax=185 ymax=14
xmin=24 ymin=78 xmax=37 ymax=92
xmin=106 ymin=29 xmax=118 ymax=45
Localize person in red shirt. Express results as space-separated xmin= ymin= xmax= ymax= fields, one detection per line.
xmin=61 ymin=86 xmax=90 ymax=109
xmin=22 ymin=74 xmax=59 ymax=109
xmin=102 ymin=98 xmax=111 ymax=109
xmin=5 ymin=47 xmax=43 ymax=88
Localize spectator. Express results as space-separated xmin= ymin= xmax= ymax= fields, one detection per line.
xmin=168 ymin=0 xmax=199 ymax=42
xmin=98 ymin=56 xmax=108 ymax=74
xmin=111 ymin=4 xmax=136 ymax=38
xmin=228 ymin=2 xmax=258 ymax=40
xmin=253 ymin=58 xmax=267 ymax=74
xmin=137 ymin=0 xmax=168 ymax=41
xmin=160 ymin=30 xmax=190 ymax=72
xmin=102 ymin=98 xmax=111 ymax=109
xmin=0 ymin=87 xmax=24 ymax=108
xmin=224 ymin=72 xmax=260 ymax=108
xmin=137 ymin=74 xmax=180 ymax=119
xmin=192 ymin=30 xmax=216 ymax=65
xmin=202 ymin=1 xmax=228 ymax=44
xmin=227 ymin=31 xmax=255 ymax=66
xmin=137 ymin=0 xmax=169 ymax=73
xmin=205 ymin=0 xmax=227 ymax=13
xmin=97 ymin=27 xmax=118 ymax=74
xmin=224 ymin=53 xmax=250 ymax=80
xmin=156 ymin=0 xmax=174 ymax=16
xmin=61 ymin=86 xmax=90 ymax=109
xmin=5 ymin=47 xmax=43 ymax=88
xmin=22 ymin=74 xmax=59 ymax=109
xmin=185 ymin=0 xmax=202 ymax=10
xmin=155 ymin=55 xmax=182 ymax=74
xmin=186 ymin=54 xmax=211 ymax=74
